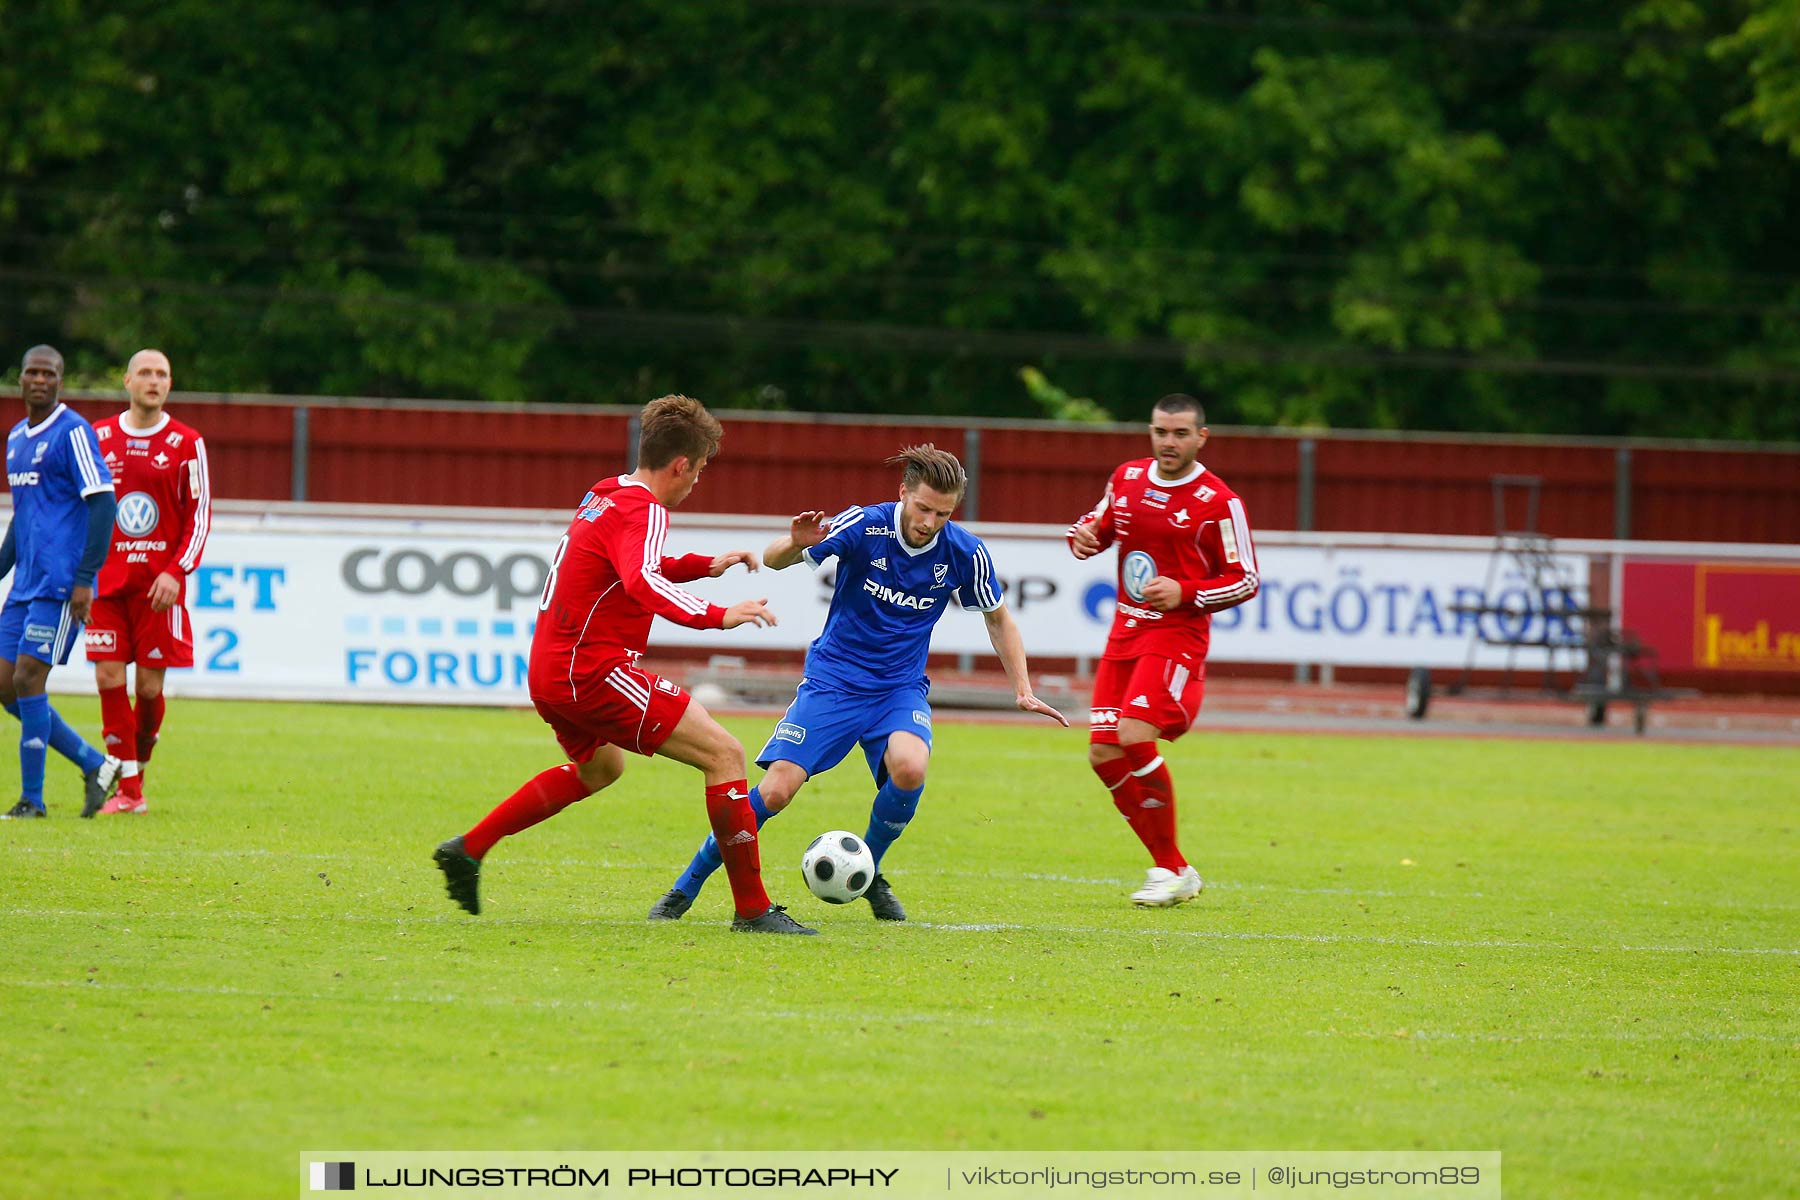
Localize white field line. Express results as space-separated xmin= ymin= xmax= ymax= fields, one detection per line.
xmin=0 ymin=976 xmax=997 ymax=1026
xmin=1303 ymin=1029 xmax=1797 ymax=1045
xmin=1 ymin=977 xmax=1786 ymax=1045
xmin=15 ymin=846 xmax=1797 ymax=912
xmin=6 ymin=907 xmax=1793 ymax=957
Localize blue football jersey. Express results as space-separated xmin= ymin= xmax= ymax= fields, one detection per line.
xmin=799 ymin=501 xmax=1004 ymax=692
xmin=5 ymin=404 xmax=114 ymax=601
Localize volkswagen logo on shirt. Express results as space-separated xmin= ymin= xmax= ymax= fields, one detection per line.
xmin=116 ymin=491 xmax=161 ymax=537
xmin=1122 ymin=551 xmax=1158 ymax=602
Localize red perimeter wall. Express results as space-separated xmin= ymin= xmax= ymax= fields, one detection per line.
xmin=7 ymin=394 xmax=1796 ymax=543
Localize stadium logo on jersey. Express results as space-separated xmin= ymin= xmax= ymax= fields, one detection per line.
xmin=1125 ymin=467 xmax=1144 ymax=480
xmin=862 ymin=578 xmax=937 ymax=611
xmin=116 ymin=491 xmax=161 ymax=537
xmin=165 ymin=431 xmax=184 ymax=447
xmin=1195 ymin=485 xmax=1216 ymax=502
xmin=870 ymin=557 xmax=888 ymax=571
xmin=96 ymin=426 xmax=112 ymax=440
xmin=1122 ymin=551 xmax=1158 ymax=602
xmin=775 ymin=722 xmax=807 ymax=744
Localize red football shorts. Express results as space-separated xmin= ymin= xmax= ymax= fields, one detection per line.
xmin=1089 ymin=653 xmax=1205 ymax=744
xmin=532 ymin=662 xmax=693 ymax=762
xmin=84 ymin=594 xmax=195 ymax=669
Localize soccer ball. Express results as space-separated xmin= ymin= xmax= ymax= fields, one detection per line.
xmin=801 ymin=831 xmax=875 ymax=904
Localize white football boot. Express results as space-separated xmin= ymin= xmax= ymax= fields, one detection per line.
xmin=1172 ymin=865 xmax=1204 ymax=903
xmin=1130 ymin=867 xmax=1183 ymax=907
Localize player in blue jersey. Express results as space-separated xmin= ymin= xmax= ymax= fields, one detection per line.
xmin=649 ymin=444 xmax=1068 ymax=922
xmin=0 ymin=346 xmax=124 ymax=819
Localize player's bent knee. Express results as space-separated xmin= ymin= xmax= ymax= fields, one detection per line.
xmin=1088 ymin=743 xmax=1124 ymax=769
xmin=704 ymin=733 xmax=746 ymax=779
xmin=12 ymin=659 xmax=48 ymax=695
xmin=887 ymin=760 xmax=928 ymax=791
xmin=757 ymin=762 xmax=806 ymax=810
xmin=577 ymin=753 xmax=623 ymax=793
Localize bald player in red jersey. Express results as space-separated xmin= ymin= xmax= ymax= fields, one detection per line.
xmin=1068 ymin=393 xmax=1259 ymax=907
xmin=85 ymin=349 xmax=211 ymax=814
xmin=432 ymin=395 xmax=813 ymax=933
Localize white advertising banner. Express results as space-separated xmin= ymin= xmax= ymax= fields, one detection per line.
xmin=15 ymin=514 xmax=1590 ymax=703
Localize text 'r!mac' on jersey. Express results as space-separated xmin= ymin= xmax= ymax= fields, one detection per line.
xmin=1067 ymin=458 xmax=1259 ymax=663
xmin=799 ymin=501 xmax=1003 ymax=693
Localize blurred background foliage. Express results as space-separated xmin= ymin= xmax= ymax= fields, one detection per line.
xmin=4 ymin=0 xmax=1800 ymax=436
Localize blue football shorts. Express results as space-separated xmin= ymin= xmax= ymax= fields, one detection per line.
xmin=756 ymin=677 xmax=935 ymax=787
xmin=0 ymin=596 xmax=82 ymax=667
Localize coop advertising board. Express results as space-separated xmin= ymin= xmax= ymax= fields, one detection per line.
xmin=9 ymin=515 xmax=1599 ymax=703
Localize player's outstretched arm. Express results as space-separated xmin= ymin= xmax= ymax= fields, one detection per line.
xmin=0 ymin=518 xmax=15 ymax=581
xmin=722 ymin=599 xmax=778 ymax=630
xmin=981 ymin=603 xmax=1070 ymax=727
xmin=707 ymin=550 xmax=761 ymax=577
xmin=763 ymin=510 xmax=832 ymax=571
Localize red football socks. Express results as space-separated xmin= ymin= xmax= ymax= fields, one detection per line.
xmin=1120 ymin=741 xmax=1188 ymax=873
xmin=705 ymin=779 xmax=770 ymax=919
xmin=135 ymin=692 xmax=165 ymax=765
xmin=1092 ymin=754 xmax=1150 ymax=842
xmin=99 ymin=686 xmax=143 ymax=798
xmin=463 ymin=764 xmax=594 ymax=859
xmin=99 ymin=684 xmax=136 ymax=761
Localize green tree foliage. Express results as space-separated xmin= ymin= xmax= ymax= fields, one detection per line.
xmin=2 ymin=0 xmax=1798 ymax=438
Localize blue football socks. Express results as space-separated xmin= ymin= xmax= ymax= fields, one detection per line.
xmin=674 ymin=786 xmax=777 ymax=899
xmin=16 ymin=693 xmax=51 ymax=807
xmin=47 ymin=707 xmax=104 ymax=774
xmin=863 ymin=780 xmax=924 ymax=869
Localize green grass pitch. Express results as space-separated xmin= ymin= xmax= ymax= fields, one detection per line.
xmin=2 ymin=698 xmax=1794 ymax=1197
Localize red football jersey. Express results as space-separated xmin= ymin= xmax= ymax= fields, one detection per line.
xmin=529 ymin=475 xmax=724 ymax=704
xmin=1068 ymin=457 xmax=1259 ymax=662
xmin=93 ymin=412 xmax=212 ymax=598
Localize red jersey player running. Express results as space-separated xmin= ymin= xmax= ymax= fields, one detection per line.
xmin=85 ymin=349 xmax=211 ymax=814
xmin=1068 ymin=393 xmax=1259 ymax=907
xmin=433 ymin=395 xmax=815 ymax=933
